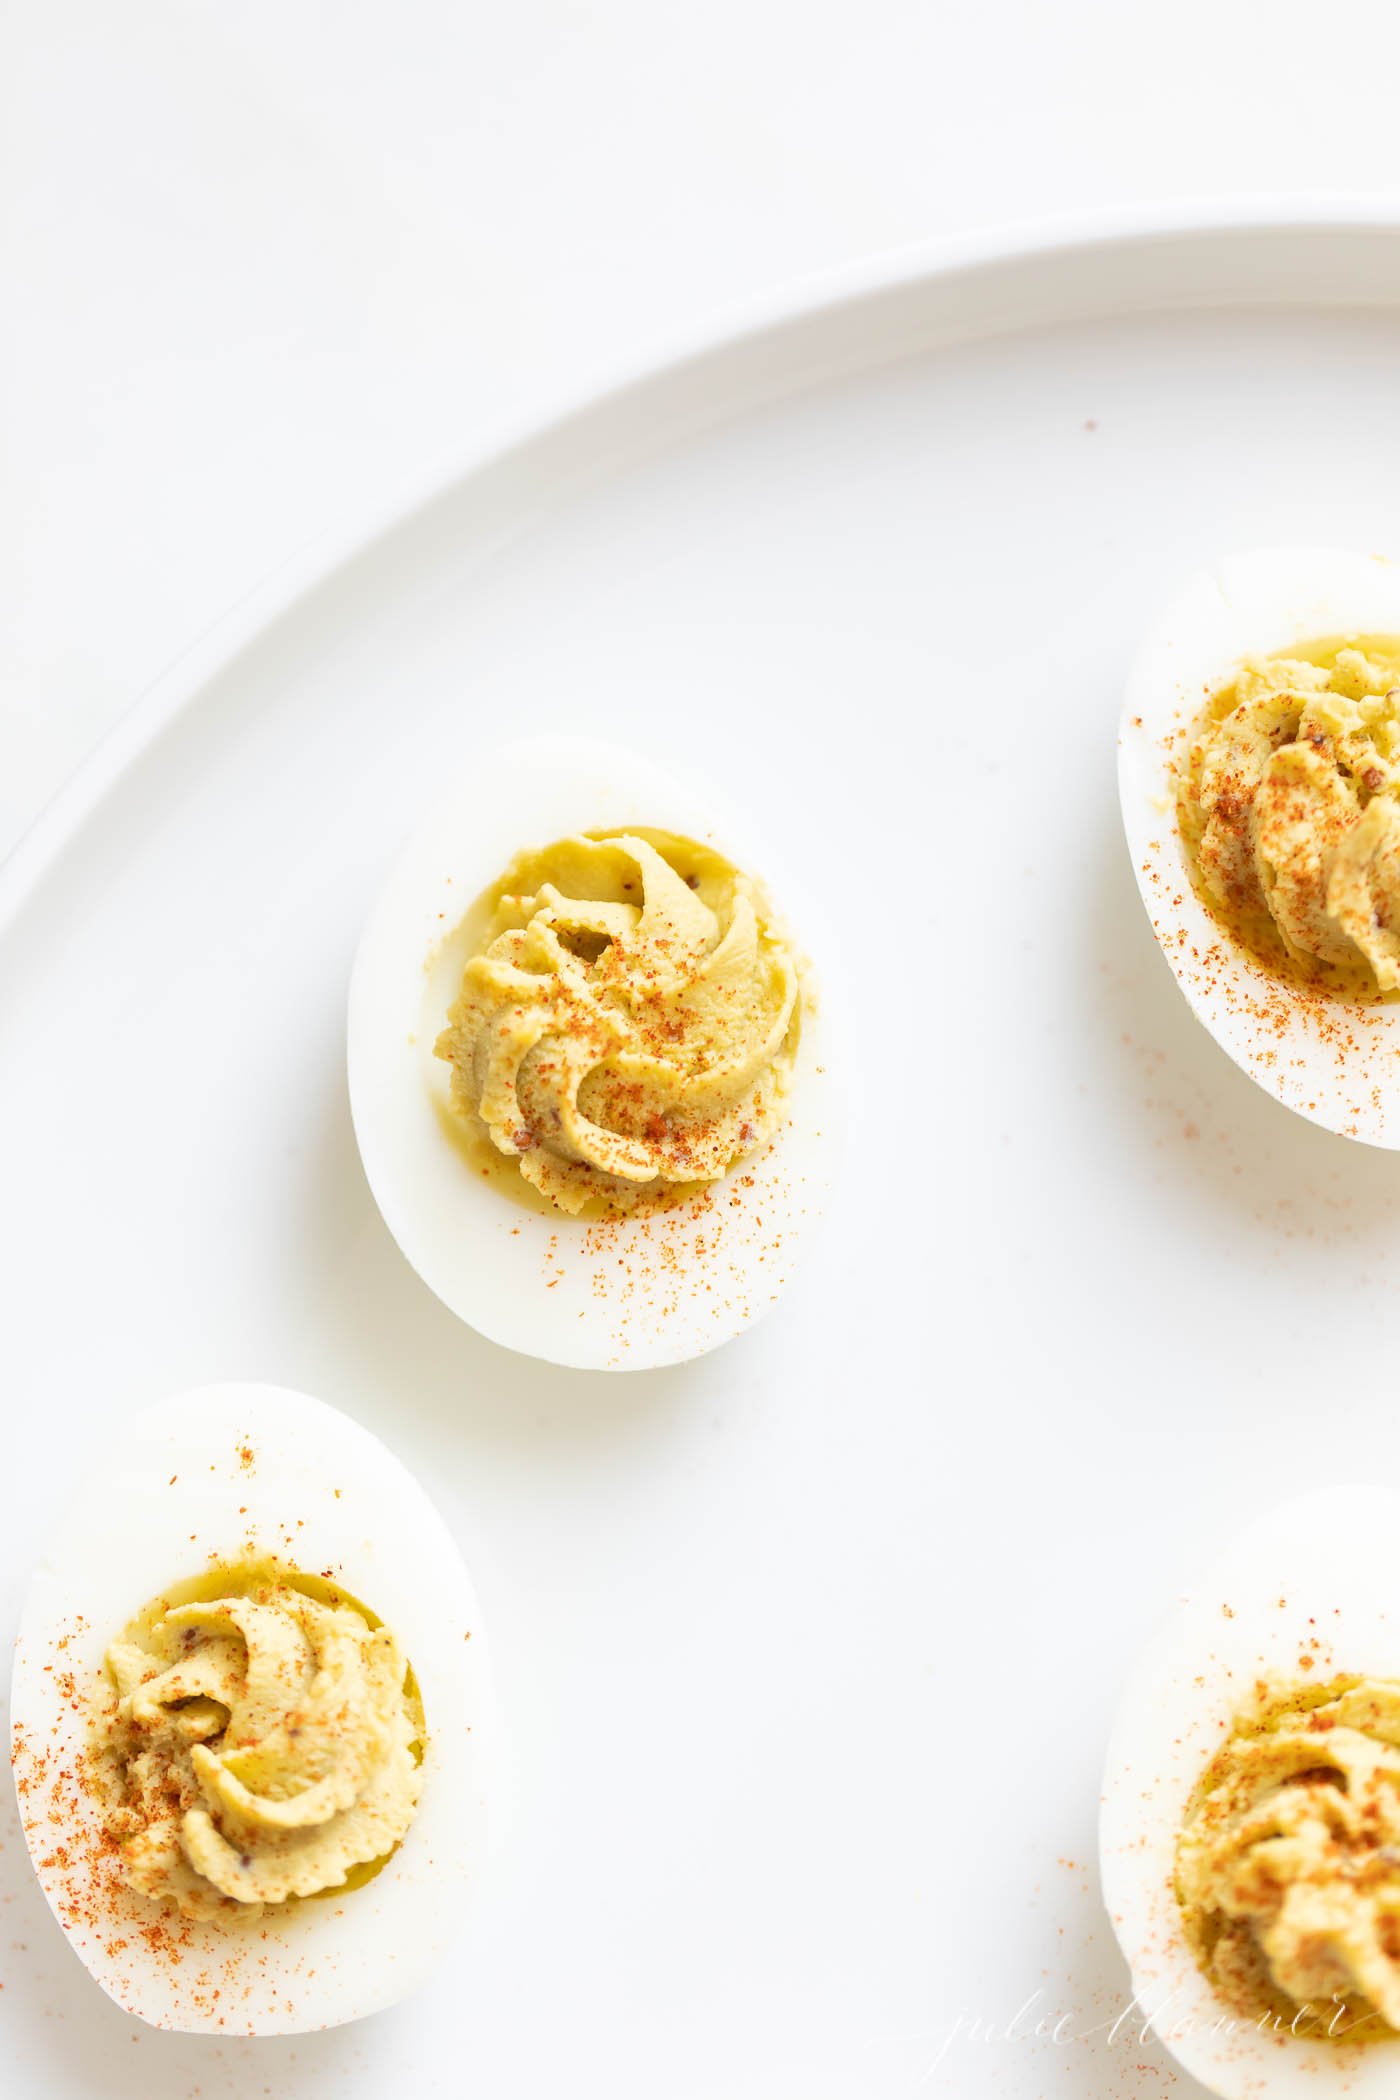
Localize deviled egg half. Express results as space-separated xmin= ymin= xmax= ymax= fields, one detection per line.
xmin=1101 ymin=1486 xmax=1400 ymax=2099
xmin=10 ymin=1383 xmax=496 ymax=2035
xmin=348 ymin=734 xmax=840 ymax=1371
xmin=1120 ymin=547 xmax=1400 ymax=1145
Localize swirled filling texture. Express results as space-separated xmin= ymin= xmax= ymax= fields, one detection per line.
xmin=1177 ymin=1678 xmax=1400 ymax=2032
xmin=98 ymin=1576 xmax=422 ymax=1919
xmin=1181 ymin=645 xmax=1400 ymax=991
xmin=436 ymin=832 xmax=801 ymax=1216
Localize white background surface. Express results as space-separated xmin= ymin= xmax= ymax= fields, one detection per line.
xmin=8 ymin=0 xmax=1400 ymax=852
xmin=12 ymin=13 xmax=1400 ymax=2100
xmin=9 ymin=226 xmax=1400 ymax=2098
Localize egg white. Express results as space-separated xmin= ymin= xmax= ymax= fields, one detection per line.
xmin=347 ymin=733 xmax=841 ymax=1370
xmin=1100 ymin=1485 xmax=1400 ymax=2099
xmin=1119 ymin=546 xmax=1400 ymax=1146
xmin=9 ymin=1382 xmax=497 ymax=2035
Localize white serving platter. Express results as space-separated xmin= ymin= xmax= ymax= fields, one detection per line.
xmin=9 ymin=202 xmax=1400 ymax=2100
